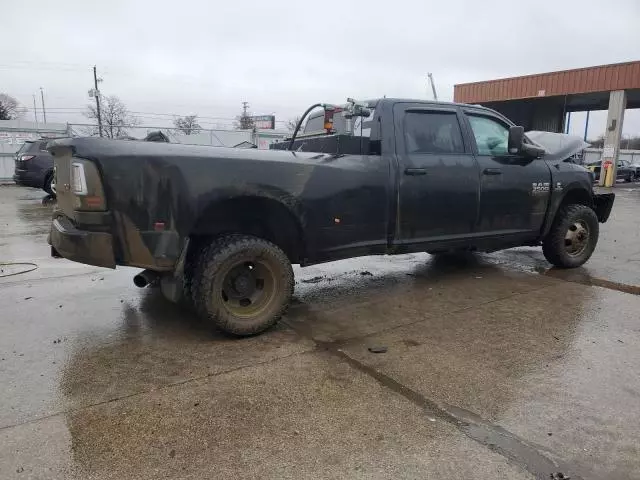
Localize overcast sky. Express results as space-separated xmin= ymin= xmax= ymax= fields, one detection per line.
xmin=2 ymin=0 xmax=639 ymax=137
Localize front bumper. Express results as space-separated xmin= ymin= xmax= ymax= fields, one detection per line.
xmin=49 ymin=215 xmax=116 ymax=268
xmin=594 ymin=193 xmax=615 ymax=223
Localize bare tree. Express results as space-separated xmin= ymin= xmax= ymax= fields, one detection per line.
xmin=0 ymin=93 xmax=21 ymax=120
xmin=621 ymin=136 xmax=640 ymax=150
xmin=586 ymin=134 xmax=640 ymax=151
xmin=173 ymin=115 xmax=202 ymax=135
xmin=588 ymin=135 xmax=605 ymax=148
xmin=286 ymin=116 xmax=302 ymax=133
xmin=85 ymin=94 xmax=138 ymax=138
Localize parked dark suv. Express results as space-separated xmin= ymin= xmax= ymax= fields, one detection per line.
xmin=586 ymin=159 xmax=636 ymax=183
xmin=13 ymin=139 xmax=55 ymax=194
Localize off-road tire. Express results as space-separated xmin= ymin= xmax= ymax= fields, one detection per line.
xmin=193 ymin=234 xmax=294 ymax=336
xmin=190 ymin=236 xmax=226 ymax=316
xmin=182 ymin=239 xmax=209 ymax=309
xmin=542 ymin=204 xmax=599 ymax=268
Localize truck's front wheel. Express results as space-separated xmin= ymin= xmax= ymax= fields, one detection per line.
xmin=194 ymin=234 xmax=294 ymax=336
xmin=542 ymin=204 xmax=599 ymax=268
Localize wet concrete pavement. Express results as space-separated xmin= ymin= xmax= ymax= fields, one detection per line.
xmin=1 ymin=185 xmax=639 ymax=479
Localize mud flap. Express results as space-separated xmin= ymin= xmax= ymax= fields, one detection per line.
xmin=160 ymin=275 xmax=183 ymax=303
xmin=593 ymin=193 xmax=615 ymax=223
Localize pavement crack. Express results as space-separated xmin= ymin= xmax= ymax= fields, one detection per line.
xmin=541 ymin=270 xmax=640 ymax=296
xmin=284 ymin=299 xmax=589 ymax=480
xmin=331 ymin=345 xmax=585 ymax=480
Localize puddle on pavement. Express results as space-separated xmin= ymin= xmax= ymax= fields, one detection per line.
xmin=55 ymin=288 xmax=310 ymax=411
xmin=2 ymin=188 xmax=54 ymax=238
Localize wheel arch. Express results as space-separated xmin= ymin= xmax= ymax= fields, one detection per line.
xmin=187 ymin=194 xmax=306 ymax=264
xmin=557 ymin=187 xmax=593 ymax=209
xmin=541 ymin=185 xmax=594 ymax=238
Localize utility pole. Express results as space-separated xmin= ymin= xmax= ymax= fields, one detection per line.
xmin=583 ymin=110 xmax=590 ymax=141
xmin=241 ymin=101 xmax=250 ymax=129
xmin=93 ymin=66 xmax=103 ymax=137
xmin=427 ymin=73 xmax=438 ymax=101
xmin=39 ymin=87 xmax=47 ymax=124
xmin=32 ymin=95 xmax=39 ymax=129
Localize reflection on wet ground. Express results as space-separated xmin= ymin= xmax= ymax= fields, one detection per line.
xmin=41 ymin=194 xmax=56 ymax=206
xmin=1 ymin=185 xmax=640 ymax=479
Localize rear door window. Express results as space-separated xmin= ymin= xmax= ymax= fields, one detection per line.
xmin=16 ymin=141 xmax=34 ymax=155
xmin=403 ymin=111 xmax=464 ymax=154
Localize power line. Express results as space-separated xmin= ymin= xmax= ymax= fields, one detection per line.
xmin=18 ymin=107 xmax=288 ymax=124
xmin=0 ymin=64 xmax=90 ymax=72
xmin=66 ymin=122 xmax=283 ymax=132
xmin=0 ymin=60 xmax=91 ymax=68
xmin=19 ymin=107 xmax=87 ymax=112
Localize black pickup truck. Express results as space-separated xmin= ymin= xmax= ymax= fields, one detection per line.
xmin=48 ymin=98 xmax=614 ymax=336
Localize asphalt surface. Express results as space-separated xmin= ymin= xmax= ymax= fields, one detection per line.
xmin=1 ymin=185 xmax=639 ymax=479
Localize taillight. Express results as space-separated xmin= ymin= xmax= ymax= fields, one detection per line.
xmin=71 ymin=162 xmax=88 ymax=195
xmin=20 ymin=155 xmax=35 ymax=161
xmin=69 ymin=159 xmax=106 ymax=211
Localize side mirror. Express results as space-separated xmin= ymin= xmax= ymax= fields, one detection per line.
xmin=508 ymin=125 xmax=545 ymax=158
xmin=507 ymin=126 xmax=524 ymax=154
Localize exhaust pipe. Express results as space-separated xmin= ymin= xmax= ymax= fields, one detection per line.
xmin=133 ymin=270 xmax=160 ymax=288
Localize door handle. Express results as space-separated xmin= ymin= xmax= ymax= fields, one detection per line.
xmin=404 ymin=168 xmax=427 ymax=176
xmin=483 ymin=168 xmax=502 ymax=175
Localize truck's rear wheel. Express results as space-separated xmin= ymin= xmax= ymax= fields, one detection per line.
xmin=542 ymin=204 xmax=599 ymax=268
xmin=182 ymin=239 xmax=209 ymax=309
xmin=194 ymin=234 xmax=294 ymax=336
